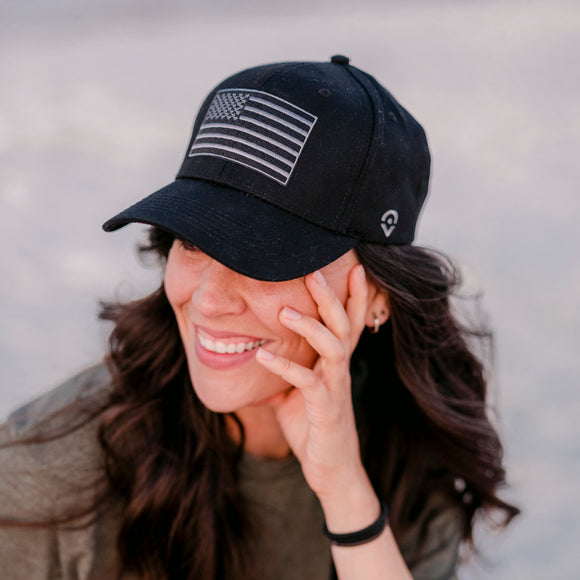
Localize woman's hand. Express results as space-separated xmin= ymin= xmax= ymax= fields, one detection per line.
xmin=255 ymin=264 xmax=374 ymax=507
xmin=255 ymin=265 xmax=413 ymax=580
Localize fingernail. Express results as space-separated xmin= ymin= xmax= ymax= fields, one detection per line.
xmin=312 ymin=270 xmax=327 ymax=286
xmin=282 ymin=307 xmax=302 ymax=320
xmin=256 ymin=348 xmax=274 ymax=360
xmin=357 ymin=265 xmax=366 ymax=281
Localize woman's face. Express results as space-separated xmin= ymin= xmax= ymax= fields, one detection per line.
xmin=164 ymin=239 xmax=365 ymax=414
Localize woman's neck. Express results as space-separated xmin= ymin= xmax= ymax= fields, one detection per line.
xmin=226 ymin=405 xmax=291 ymax=459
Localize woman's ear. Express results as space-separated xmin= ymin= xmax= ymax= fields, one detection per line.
xmin=364 ymin=282 xmax=390 ymax=331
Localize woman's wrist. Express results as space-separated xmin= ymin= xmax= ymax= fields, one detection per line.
xmin=323 ymin=501 xmax=389 ymax=546
xmin=317 ymin=472 xmax=382 ymax=535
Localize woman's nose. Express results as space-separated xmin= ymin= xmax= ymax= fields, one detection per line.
xmin=191 ymin=259 xmax=247 ymax=318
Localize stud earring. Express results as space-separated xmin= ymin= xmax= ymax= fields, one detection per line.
xmin=369 ymin=313 xmax=380 ymax=334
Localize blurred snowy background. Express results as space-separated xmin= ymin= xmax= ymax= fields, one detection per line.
xmin=1 ymin=0 xmax=579 ymax=577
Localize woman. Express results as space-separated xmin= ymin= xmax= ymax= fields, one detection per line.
xmin=0 ymin=55 xmax=518 ymax=579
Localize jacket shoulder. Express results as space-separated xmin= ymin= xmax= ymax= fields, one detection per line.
xmin=0 ymin=363 xmax=113 ymax=520
xmin=3 ymin=363 xmax=112 ymax=441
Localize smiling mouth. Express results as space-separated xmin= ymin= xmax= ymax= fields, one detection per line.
xmin=197 ymin=332 xmax=266 ymax=354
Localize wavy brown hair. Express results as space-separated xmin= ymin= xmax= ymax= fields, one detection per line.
xmin=1 ymin=227 xmax=519 ymax=579
xmin=95 ymin=228 xmax=518 ymax=578
xmin=352 ymin=244 xmax=518 ymax=550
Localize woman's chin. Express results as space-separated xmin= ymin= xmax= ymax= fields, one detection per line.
xmin=191 ymin=388 xmax=241 ymax=414
xmin=186 ymin=361 xmax=291 ymax=414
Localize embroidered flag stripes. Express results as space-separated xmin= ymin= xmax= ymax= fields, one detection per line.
xmin=188 ymin=89 xmax=318 ymax=185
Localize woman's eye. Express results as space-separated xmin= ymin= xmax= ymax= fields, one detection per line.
xmin=179 ymin=240 xmax=200 ymax=253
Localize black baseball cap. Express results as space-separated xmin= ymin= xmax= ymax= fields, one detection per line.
xmin=103 ymin=55 xmax=430 ymax=281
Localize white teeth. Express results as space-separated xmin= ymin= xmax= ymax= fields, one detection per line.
xmin=198 ymin=334 xmax=266 ymax=354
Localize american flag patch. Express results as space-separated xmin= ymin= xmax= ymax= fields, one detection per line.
xmin=189 ymin=89 xmax=318 ymax=186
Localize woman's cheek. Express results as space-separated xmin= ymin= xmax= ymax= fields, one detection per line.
xmin=165 ymin=246 xmax=200 ymax=306
xmin=164 ymin=259 xmax=185 ymax=306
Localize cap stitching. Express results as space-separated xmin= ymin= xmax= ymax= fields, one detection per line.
xmin=338 ymin=66 xmax=383 ymax=236
xmin=263 ymin=62 xmax=366 ymax=228
xmin=261 ymin=62 xmax=306 ymax=90
xmin=327 ymin=65 xmax=371 ymax=230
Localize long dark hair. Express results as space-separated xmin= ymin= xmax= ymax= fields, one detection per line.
xmin=1 ymin=227 xmax=519 ymax=579
xmin=352 ymin=244 xmax=517 ymax=547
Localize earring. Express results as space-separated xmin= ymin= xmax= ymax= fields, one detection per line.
xmin=369 ymin=313 xmax=380 ymax=334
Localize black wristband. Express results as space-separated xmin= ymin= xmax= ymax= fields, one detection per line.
xmin=322 ymin=501 xmax=389 ymax=547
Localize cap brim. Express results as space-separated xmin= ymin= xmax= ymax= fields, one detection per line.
xmin=102 ymin=178 xmax=358 ymax=281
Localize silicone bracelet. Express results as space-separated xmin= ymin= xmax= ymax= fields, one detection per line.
xmin=322 ymin=501 xmax=389 ymax=546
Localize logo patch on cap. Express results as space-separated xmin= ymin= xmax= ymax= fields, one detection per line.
xmin=189 ymin=89 xmax=317 ymax=186
xmin=381 ymin=209 xmax=398 ymax=238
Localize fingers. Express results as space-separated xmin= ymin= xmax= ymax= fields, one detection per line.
xmin=255 ymin=264 xmax=370 ymax=398
xmin=306 ymin=270 xmax=351 ymax=344
xmin=344 ymin=265 xmax=370 ymax=351
xmin=280 ymin=306 xmax=348 ymax=367
xmin=255 ymin=347 xmax=330 ymax=405
xmin=305 ymin=265 xmax=369 ymax=354
xmin=269 ymin=265 xmax=370 ymax=366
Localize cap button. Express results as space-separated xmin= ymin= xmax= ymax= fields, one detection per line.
xmin=330 ymin=54 xmax=350 ymax=65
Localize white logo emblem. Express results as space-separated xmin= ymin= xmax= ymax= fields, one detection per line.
xmin=381 ymin=210 xmax=399 ymax=238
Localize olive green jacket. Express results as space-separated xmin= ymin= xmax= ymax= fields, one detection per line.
xmin=0 ymin=365 xmax=461 ymax=579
